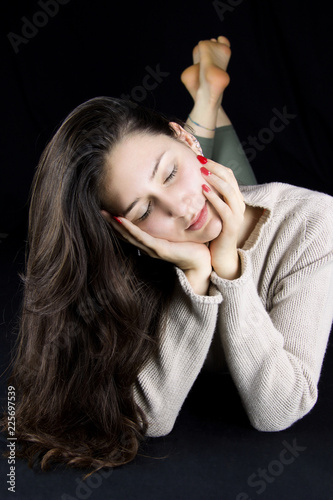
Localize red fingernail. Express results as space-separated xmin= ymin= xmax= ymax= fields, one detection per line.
xmin=202 ymin=184 xmax=211 ymax=193
xmin=113 ymin=216 xmax=122 ymax=224
xmin=197 ymin=155 xmax=208 ymax=164
xmin=200 ymin=166 xmax=211 ymax=176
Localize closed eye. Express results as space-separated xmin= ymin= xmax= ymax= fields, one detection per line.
xmin=138 ymin=201 xmax=152 ymax=222
xmin=138 ymin=165 xmax=177 ymax=222
xmin=164 ymin=165 xmax=178 ymax=184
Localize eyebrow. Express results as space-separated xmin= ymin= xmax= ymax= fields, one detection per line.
xmin=122 ymin=151 xmax=166 ymax=217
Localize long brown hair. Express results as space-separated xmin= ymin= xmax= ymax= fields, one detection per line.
xmin=1 ymin=97 xmax=179 ymax=472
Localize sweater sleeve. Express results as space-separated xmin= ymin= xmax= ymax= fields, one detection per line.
xmin=196 ymin=125 xmax=257 ymax=185
xmin=211 ymin=212 xmax=333 ymax=432
xmin=133 ymin=269 xmax=222 ymax=437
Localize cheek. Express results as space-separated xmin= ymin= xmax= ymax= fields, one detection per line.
xmin=183 ymin=162 xmax=203 ymax=186
xmin=172 ymin=167 xmax=204 ymax=206
xmin=204 ymin=213 xmax=223 ymax=241
xmin=141 ymin=216 xmax=177 ymax=240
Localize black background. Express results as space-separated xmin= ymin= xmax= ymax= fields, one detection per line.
xmin=1 ymin=1 xmax=333 ymax=499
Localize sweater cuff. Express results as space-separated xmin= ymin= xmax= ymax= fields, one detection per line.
xmin=174 ymin=266 xmax=223 ymax=305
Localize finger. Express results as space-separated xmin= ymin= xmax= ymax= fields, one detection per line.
xmin=199 ymin=160 xmax=244 ymax=207
xmin=201 ymin=171 xmax=245 ymax=216
xmin=202 ymin=183 xmax=234 ymax=222
xmin=202 ymin=184 xmax=244 ymax=242
xmin=198 ymin=158 xmax=239 ymax=190
xmin=111 ymin=217 xmax=186 ymax=263
xmin=110 ymin=217 xmax=160 ymax=258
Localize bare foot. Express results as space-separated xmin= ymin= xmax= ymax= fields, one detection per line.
xmin=181 ymin=36 xmax=231 ymax=103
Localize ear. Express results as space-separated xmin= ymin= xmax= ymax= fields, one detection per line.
xmin=169 ymin=121 xmax=203 ymax=155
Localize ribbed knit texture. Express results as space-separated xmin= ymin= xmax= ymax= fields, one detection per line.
xmin=134 ymin=183 xmax=333 ymax=436
xmin=133 ymin=127 xmax=332 ymax=436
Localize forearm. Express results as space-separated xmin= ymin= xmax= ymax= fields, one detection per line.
xmin=134 ymin=268 xmax=222 ymax=437
xmin=212 ymin=250 xmax=333 ymax=431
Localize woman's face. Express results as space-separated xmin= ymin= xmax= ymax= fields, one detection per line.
xmin=101 ymin=124 xmax=222 ymax=243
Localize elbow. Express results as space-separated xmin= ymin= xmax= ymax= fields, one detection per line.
xmin=145 ymin=417 xmax=175 ymax=438
xmin=250 ymin=410 xmax=304 ymax=432
xmin=249 ymin=390 xmax=318 ymax=433
xmin=251 ymin=419 xmax=294 ymax=433
xmin=141 ymin=402 xmax=178 ymax=438
xmin=135 ymin=387 xmax=178 ymax=437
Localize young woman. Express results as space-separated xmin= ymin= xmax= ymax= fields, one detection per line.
xmin=2 ymin=37 xmax=333 ymax=473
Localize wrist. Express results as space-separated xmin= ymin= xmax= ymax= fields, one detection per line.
xmin=184 ymin=265 xmax=212 ymax=296
xmin=213 ymin=252 xmax=241 ymax=281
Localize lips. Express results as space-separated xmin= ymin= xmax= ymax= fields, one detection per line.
xmin=187 ymin=202 xmax=208 ymax=231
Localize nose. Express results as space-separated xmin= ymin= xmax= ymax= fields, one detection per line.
xmin=157 ymin=190 xmax=192 ymax=219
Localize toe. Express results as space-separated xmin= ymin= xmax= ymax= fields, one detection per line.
xmin=217 ymin=36 xmax=231 ymax=47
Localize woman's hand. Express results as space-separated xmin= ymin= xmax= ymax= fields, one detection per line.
xmin=200 ymin=159 xmax=246 ymax=280
xmin=109 ymin=216 xmax=212 ymax=295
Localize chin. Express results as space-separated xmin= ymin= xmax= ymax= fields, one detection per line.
xmin=195 ymin=218 xmax=222 ymax=244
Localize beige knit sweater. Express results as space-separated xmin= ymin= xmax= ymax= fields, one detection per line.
xmin=134 ymin=182 xmax=333 ymax=436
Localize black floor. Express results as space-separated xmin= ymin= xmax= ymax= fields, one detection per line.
xmin=0 ymin=226 xmax=332 ymax=500
xmin=2 ymin=1 xmax=333 ymax=497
